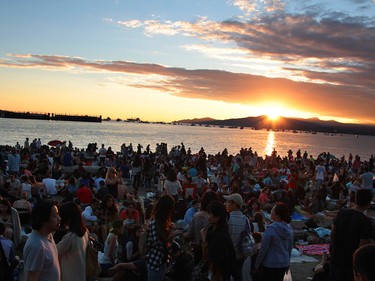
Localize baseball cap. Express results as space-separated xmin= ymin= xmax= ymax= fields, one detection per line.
xmin=223 ymin=193 xmax=244 ymax=207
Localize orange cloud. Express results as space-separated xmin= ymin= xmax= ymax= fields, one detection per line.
xmin=0 ymin=53 xmax=373 ymax=123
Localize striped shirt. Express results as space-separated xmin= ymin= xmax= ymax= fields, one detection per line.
xmin=227 ymin=210 xmax=251 ymax=259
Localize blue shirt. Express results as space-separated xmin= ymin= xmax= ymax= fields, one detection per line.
xmin=183 ymin=207 xmax=198 ymax=228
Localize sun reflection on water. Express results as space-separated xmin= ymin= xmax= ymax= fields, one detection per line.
xmin=264 ymin=131 xmax=275 ymax=156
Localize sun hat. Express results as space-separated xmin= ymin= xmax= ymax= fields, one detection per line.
xmin=223 ymin=193 xmax=244 ymax=207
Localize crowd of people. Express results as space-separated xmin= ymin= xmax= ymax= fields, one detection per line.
xmin=0 ymin=138 xmax=374 ymax=281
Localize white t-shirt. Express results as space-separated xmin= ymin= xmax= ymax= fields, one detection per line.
xmin=42 ymin=178 xmax=57 ymax=195
xmin=99 ymin=148 xmax=107 ymax=158
xmin=21 ymin=183 xmax=33 ymax=199
xmin=164 ymin=180 xmax=181 ymax=196
xmin=315 ymin=165 xmax=325 ymax=180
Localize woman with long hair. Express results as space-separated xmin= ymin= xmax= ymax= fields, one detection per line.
xmin=146 ymin=195 xmax=175 ymax=281
xmin=201 ymin=200 xmax=236 ymax=281
xmin=254 ymin=202 xmax=293 ymax=281
xmin=252 ymin=211 xmax=267 ymax=233
xmin=0 ymin=199 xmax=22 ymax=249
xmin=98 ymin=194 xmax=119 ymax=243
xmin=163 ymin=169 xmax=182 ymax=200
xmin=105 ymin=167 xmax=123 ymax=200
xmin=187 ymin=190 xmax=219 ymax=265
xmin=56 ymin=202 xmax=89 ymax=281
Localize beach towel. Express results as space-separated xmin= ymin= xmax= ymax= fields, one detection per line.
xmin=295 ymin=244 xmax=330 ymax=256
xmin=314 ymin=227 xmax=331 ymax=238
xmin=291 ymin=211 xmax=309 ymax=221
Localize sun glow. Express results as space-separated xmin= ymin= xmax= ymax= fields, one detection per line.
xmin=259 ymin=103 xmax=287 ymax=121
xmin=267 ymin=113 xmax=279 ymax=121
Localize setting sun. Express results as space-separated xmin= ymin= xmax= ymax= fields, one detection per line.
xmin=257 ymin=103 xmax=287 ymax=121
xmin=267 ymin=113 xmax=280 ymax=121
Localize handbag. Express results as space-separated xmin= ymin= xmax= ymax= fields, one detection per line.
xmin=86 ymin=236 xmax=101 ymax=279
xmin=239 ymin=231 xmax=256 ymax=257
xmin=283 ymin=268 xmax=293 ymax=281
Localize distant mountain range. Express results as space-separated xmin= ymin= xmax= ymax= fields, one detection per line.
xmin=176 ymin=116 xmax=375 ymax=136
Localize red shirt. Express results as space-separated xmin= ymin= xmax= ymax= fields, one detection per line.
xmin=183 ymin=183 xmax=197 ymax=199
xmin=120 ymin=209 xmax=140 ymax=223
xmin=77 ymin=186 xmax=93 ymax=204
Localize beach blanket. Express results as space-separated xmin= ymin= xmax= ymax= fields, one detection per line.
xmin=295 ymin=244 xmax=330 ymax=255
xmin=291 ymin=211 xmax=309 ymax=221
xmin=290 ymin=255 xmax=318 ymax=263
xmin=314 ymin=227 xmax=331 ymax=238
xmin=290 ymin=249 xmax=318 ymax=263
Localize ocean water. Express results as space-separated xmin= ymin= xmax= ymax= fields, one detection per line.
xmin=0 ymin=118 xmax=374 ymax=160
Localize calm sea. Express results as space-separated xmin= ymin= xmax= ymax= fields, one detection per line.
xmin=0 ymin=118 xmax=374 ymax=160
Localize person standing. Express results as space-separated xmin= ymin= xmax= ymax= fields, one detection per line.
xmin=254 ymin=202 xmax=294 ymax=281
xmin=0 ymin=199 xmax=22 ymax=249
xmin=163 ymin=169 xmax=182 ymax=200
xmin=224 ymin=193 xmax=252 ymax=281
xmin=314 ymin=160 xmax=326 ymax=192
xmin=98 ymin=144 xmax=107 ymax=165
xmin=56 ymin=202 xmax=89 ymax=281
xmin=7 ymin=148 xmax=21 ymax=175
xmin=328 ymin=189 xmax=374 ymax=281
xmin=131 ymin=154 xmax=143 ymax=191
xmin=146 ymin=195 xmax=175 ymax=281
xmin=23 ymin=199 xmax=61 ymax=281
xmin=359 ymin=167 xmax=374 ymax=190
xmin=186 ymin=191 xmax=219 ymax=265
xmin=24 ymin=138 xmax=30 ymax=151
xmin=201 ymin=200 xmax=236 ymax=281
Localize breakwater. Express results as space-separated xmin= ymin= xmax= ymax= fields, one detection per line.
xmin=0 ymin=110 xmax=102 ymax=123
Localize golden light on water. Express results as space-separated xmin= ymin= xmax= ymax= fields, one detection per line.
xmin=264 ymin=131 xmax=275 ymax=156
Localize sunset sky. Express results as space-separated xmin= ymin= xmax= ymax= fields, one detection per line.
xmin=1 ymin=0 xmax=374 ymax=124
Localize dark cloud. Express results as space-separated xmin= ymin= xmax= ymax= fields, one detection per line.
xmin=117 ymin=11 xmax=375 ymax=98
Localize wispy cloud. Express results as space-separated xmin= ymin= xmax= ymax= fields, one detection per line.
xmin=116 ymin=11 xmax=375 ymax=90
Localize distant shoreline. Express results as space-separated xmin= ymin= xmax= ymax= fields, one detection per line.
xmin=0 ymin=109 xmax=102 ymax=123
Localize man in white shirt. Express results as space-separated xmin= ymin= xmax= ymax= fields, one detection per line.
xmin=359 ymin=167 xmax=374 ymax=190
xmin=98 ymin=144 xmax=107 ymax=165
xmin=42 ymin=175 xmax=57 ymax=196
xmin=315 ymin=160 xmax=326 ymax=192
xmin=23 ymin=200 xmax=61 ymax=281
